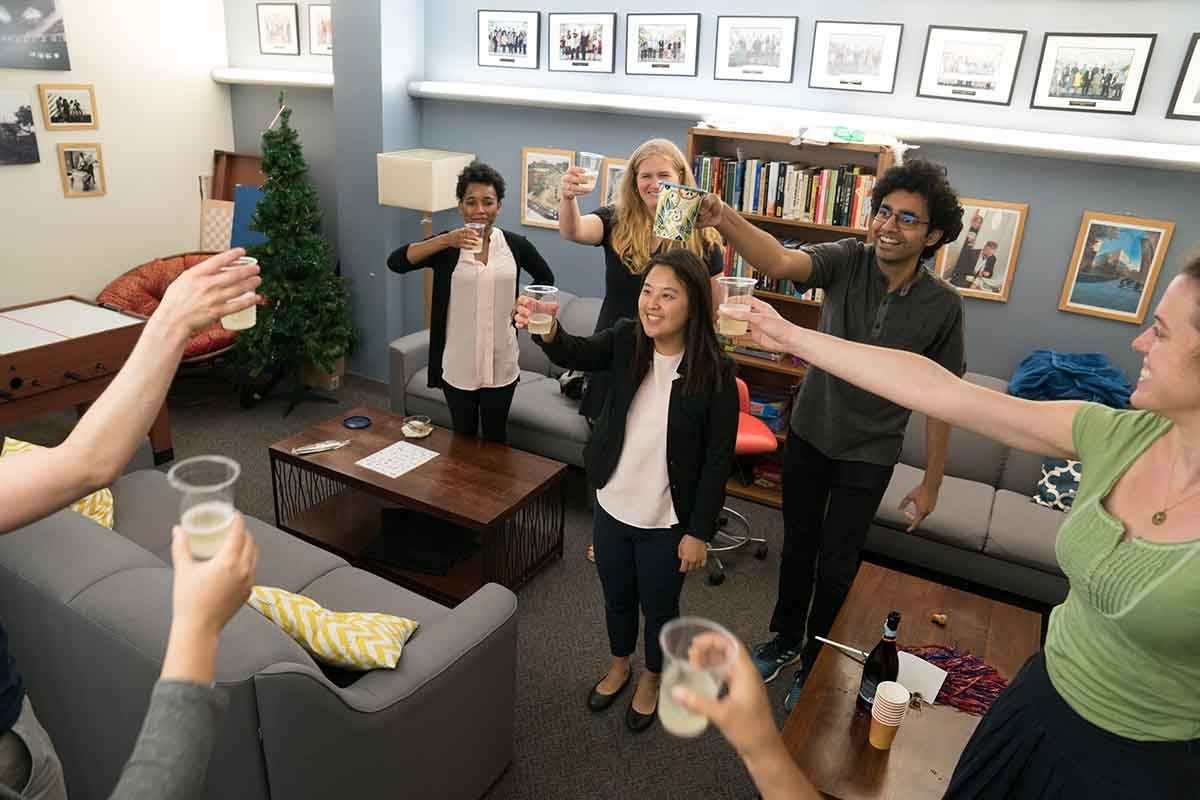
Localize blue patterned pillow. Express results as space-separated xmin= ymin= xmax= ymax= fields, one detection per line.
xmin=1032 ymin=458 xmax=1082 ymax=512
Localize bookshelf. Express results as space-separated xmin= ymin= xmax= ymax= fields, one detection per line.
xmin=689 ymin=127 xmax=895 ymax=509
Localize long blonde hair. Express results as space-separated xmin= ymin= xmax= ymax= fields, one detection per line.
xmin=610 ymin=138 xmax=724 ymax=275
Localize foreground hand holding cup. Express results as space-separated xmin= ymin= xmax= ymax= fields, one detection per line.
xmin=166 ymin=455 xmax=242 ymax=560
xmin=220 ymin=256 xmax=259 ymax=330
xmin=653 ymin=181 xmax=705 ymax=241
xmin=724 ymin=296 xmax=799 ymax=354
xmin=560 ymin=165 xmax=594 ymax=199
xmin=658 ymin=618 xmax=738 ymax=737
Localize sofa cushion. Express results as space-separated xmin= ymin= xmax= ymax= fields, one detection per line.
xmin=1032 ymin=458 xmax=1082 ymax=512
xmin=998 ymin=446 xmax=1049 ymax=495
xmin=899 ymin=373 xmax=1010 ymax=485
xmin=876 ymin=463 xmax=994 ymax=552
xmin=3 ymin=437 xmax=115 ymax=528
xmin=985 ymin=490 xmax=1065 ymax=575
xmin=516 ymin=329 xmax=551 ymax=376
xmin=301 ymin=564 xmax=452 ymax=625
xmin=507 ymin=376 xmax=590 ymax=467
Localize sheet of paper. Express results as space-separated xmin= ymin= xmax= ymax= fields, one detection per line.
xmin=898 ymin=651 xmax=948 ymax=706
xmin=355 ymin=441 xmax=438 ymax=479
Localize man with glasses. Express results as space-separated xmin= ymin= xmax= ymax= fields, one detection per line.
xmin=696 ymin=160 xmax=965 ymax=711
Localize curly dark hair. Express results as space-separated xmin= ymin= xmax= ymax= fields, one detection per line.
xmin=455 ymin=161 xmax=506 ymax=202
xmin=871 ymin=159 xmax=964 ymax=260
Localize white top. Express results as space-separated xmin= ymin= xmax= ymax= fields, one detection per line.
xmin=442 ymin=229 xmax=520 ymax=391
xmin=597 ymin=349 xmax=684 ymax=530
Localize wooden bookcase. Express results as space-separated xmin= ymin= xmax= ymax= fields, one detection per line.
xmin=685 ymin=127 xmax=894 ymax=508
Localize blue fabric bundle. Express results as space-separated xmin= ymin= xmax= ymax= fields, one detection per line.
xmin=1008 ymin=350 xmax=1132 ymax=408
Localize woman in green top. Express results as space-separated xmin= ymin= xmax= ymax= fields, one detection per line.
xmin=730 ymin=251 xmax=1200 ymax=798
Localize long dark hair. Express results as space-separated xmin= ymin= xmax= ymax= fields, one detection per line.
xmin=628 ymin=248 xmax=726 ymax=395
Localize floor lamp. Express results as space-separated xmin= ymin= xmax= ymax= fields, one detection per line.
xmin=377 ymin=149 xmax=476 ymax=327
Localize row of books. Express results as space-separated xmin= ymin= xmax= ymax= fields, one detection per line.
xmin=721 ymin=237 xmax=825 ymax=305
xmin=694 ymin=154 xmax=877 ymax=229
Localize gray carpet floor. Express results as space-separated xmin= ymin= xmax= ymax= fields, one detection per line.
xmin=9 ymin=374 xmax=803 ymax=800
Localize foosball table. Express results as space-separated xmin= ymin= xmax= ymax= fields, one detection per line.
xmin=0 ymin=297 xmax=174 ymax=464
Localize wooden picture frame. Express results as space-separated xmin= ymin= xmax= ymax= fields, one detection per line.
xmin=1059 ymin=210 xmax=1175 ymax=324
xmin=520 ymin=147 xmax=573 ymax=229
xmin=934 ymin=198 xmax=1029 ymax=303
xmin=917 ymin=26 xmax=1027 ymax=106
xmin=547 ymin=13 xmax=617 ymax=73
xmin=37 ymin=83 xmax=98 ymax=130
xmin=477 ymin=10 xmax=540 ymax=69
xmin=1167 ymin=32 xmax=1200 ymax=121
xmin=1031 ymin=32 xmax=1156 ymax=115
xmin=57 ymin=142 xmax=106 ymax=198
xmin=713 ymin=15 xmax=798 ymax=83
xmin=308 ymin=4 xmax=332 ymax=56
xmin=809 ymin=20 xmax=903 ymax=94
xmin=257 ymin=3 xmax=300 ymax=55
xmin=599 ymin=157 xmax=628 ymax=207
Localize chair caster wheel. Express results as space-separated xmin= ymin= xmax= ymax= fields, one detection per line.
xmin=754 ymin=544 xmax=769 ymax=560
xmin=706 ymin=570 xmax=725 ymax=586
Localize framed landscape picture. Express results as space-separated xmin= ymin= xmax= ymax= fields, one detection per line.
xmin=600 ymin=157 xmax=628 ymax=206
xmin=1167 ymin=32 xmax=1200 ymax=120
xmin=714 ymin=16 xmax=797 ymax=83
xmin=257 ymin=3 xmax=300 ymax=56
xmin=1059 ymin=210 xmax=1175 ymax=324
xmin=917 ymin=26 xmax=1027 ymax=105
xmin=625 ymin=14 xmax=700 ymax=77
xmin=810 ymin=20 xmax=903 ymax=93
xmin=934 ymin=198 xmax=1029 ymax=303
xmin=477 ymin=10 xmax=539 ymax=70
xmin=0 ymin=89 xmax=39 ymax=165
xmin=1031 ymin=33 xmax=1155 ymax=115
xmin=548 ymin=13 xmax=616 ymax=73
xmin=308 ymin=4 xmax=331 ymax=56
xmin=57 ymin=142 xmax=106 ymax=198
xmin=38 ymin=83 xmax=97 ymax=130
xmin=521 ymin=147 xmax=573 ymax=229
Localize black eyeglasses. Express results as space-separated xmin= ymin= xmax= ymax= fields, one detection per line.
xmin=874 ymin=205 xmax=929 ymax=230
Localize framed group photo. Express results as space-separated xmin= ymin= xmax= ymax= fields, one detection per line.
xmin=713 ymin=16 xmax=798 ymax=83
xmin=934 ymin=198 xmax=1029 ymax=303
xmin=918 ymin=26 xmax=1027 ymax=105
xmin=809 ymin=20 xmax=903 ymax=94
xmin=1059 ymin=210 xmax=1175 ymax=324
xmin=600 ymin=157 xmax=627 ymax=206
xmin=38 ymin=83 xmax=97 ymax=130
xmin=0 ymin=89 xmax=39 ymax=165
xmin=521 ymin=147 xmax=573 ymax=229
xmin=625 ymin=14 xmax=700 ymax=77
xmin=308 ymin=4 xmax=332 ymax=56
xmin=548 ymin=13 xmax=616 ymax=73
xmin=1031 ymin=33 xmax=1156 ymax=115
xmin=57 ymin=142 xmax=106 ymax=198
xmin=257 ymin=3 xmax=300 ymax=55
xmin=1167 ymin=32 xmax=1200 ymax=120
xmin=477 ymin=10 xmax=539 ymax=69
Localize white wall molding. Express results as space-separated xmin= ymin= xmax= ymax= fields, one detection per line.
xmin=212 ymin=66 xmax=334 ymax=89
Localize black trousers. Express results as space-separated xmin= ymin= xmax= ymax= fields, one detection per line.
xmin=441 ymin=379 xmax=518 ymax=443
xmin=592 ymin=504 xmax=686 ymax=674
xmin=770 ymin=432 xmax=894 ymax=668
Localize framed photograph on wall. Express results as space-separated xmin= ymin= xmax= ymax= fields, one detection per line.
xmin=714 ymin=16 xmax=797 ymax=83
xmin=0 ymin=0 xmax=71 ymax=70
xmin=934 ymin=198 xmax=1029 ymax=303
xmin=477 ymin=10 xmax=539 ymax=69
xmin=600 ymin=157 xmax=628 ymax=206
xmin=57 ymin=142 xmax=106 ymax=198
xmin=809 ymin=20 xmax=903 ymax=93
xmin=257 ymin=3 xmax=300 ymax=56
xmin=1059 ymin=210 xmax=1175 ymax=324
xmin=917 ymin=26 xmax=1026 ymax=105
xmin=0 ymin=89 xmax=39 ymax=165
xmin=521 ymin=147 xmax=573 ymax=229
xmin=1031 ymin=33 xmax=1155 ymax=115
xmin=625 ymin=14 xmax=700 ymax=77
xmin=548 ymin=13 xmax=616 ymax=73
xmin=38 ymin=83 xmax=98 ymax=130
xmin=308 ymin=5 xmax=332 ymax=56
xmin=1167 ymin=32 xmax=1200 ymax=120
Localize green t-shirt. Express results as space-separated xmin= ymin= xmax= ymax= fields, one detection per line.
xmin=1044 ymin=402 xmax=1200 ymax=741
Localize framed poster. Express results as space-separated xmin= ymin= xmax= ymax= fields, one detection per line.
xmin=917 ymin=26 xmax=1027 ymax=105
xmin=714 ymin=16 xmax=798 ymax=83
xmin=1059 ymin=211 xmax=1174 ymax=324
xmin=625 ymin=14 xmax=700 ymax=77
xmin=257 ymin=3 xmax=300 ymax=56
xmin=0 ymin=89 xmax=39 ymax=165
xmin=600 ymin=157 xmax=628 ymax=206
xmin=1167 ymin=32 xmax=1200 ymax=120
xmin=809 ymin=20 xmax=903 ymax=93
xmin=308 ymin=4 xmax=331 ymax=56
xmin=57 ymin=142 xmax=106 ymax=198
xmin=1031 ymin=33 xmax=1155 ymax=115
xmin=934 ymin=198 xmax=1029 ymax=303
xmin=521 ymin=147 xmax=573 ymax=229
xmin=38 ymin=83 xmax=97 ymax=130
xmin=0 ymin=0 xmax=71 ymax=70
xmin=548 ymin=13 xmax=616 ymax=73
xmin=477 ymin=10 xmax=539 ymax=69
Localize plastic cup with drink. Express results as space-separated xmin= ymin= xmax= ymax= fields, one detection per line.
xmin=522 ymin=285 xmax=559 ymax=335
xmin=464 ymin=222 xmax=487 ymax=255
xmin=657 ymin=617 xmax=738 ymax=737
xmin=868 ymin=680 xmax=911 ymax=750
xmin=652 ymin=181 xmax=705 ymax=241
xmin=220 ymin=256 xmax=258 ymax=331
xmin=166 ymin=455 xmax=241 ymax=560
xmin=576 ymin=151 xmax=603 ymax=194
xmin=716 ymin=276 xmax=757 ymax=337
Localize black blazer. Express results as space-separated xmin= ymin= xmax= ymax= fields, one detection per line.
xmin=537 ymin=320 xmax=738 ymax=541
xmin=387 ymin=228 xmax=554 ymax=388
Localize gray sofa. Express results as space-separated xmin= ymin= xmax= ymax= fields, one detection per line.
xmin=0 ymin=459 xmax=517 ymax=800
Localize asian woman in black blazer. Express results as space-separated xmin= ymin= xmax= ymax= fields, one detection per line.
xmin=514 ymin=248 xmax=738 ymax=732
xmin=388 ymin=162 xmax=554 ymax=443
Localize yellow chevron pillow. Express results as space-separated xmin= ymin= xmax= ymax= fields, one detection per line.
xmin=247 ymin=586 xmax=419 ymax=670
xmin=1 ymin=437 xmax=114 ymax=529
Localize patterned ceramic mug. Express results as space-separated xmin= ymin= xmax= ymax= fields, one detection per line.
xmin=652 ymin=181 xmax=705 ymax=241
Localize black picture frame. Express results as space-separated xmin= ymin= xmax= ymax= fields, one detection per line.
xmin=547 ymin=12 xmax=618 ymax=73
xmin=916 ymin=25 xmax=1027 ymax=106
xmin=808 ymin=20 xmax=904 ymax=94
xmin=256 ymin=3 xmax=300 ymax=56
xmin=712 ymin=15 xmax=799 ymax=84
xmin=624 ymin=13 xmax=701 ymax=78
xmin=1166 ymin=32 xmax=1200 ymax=121
xmin=477 ymin=9 xmax=541 ymax=70
xmin=1030 ymin=32 xmax=1156 ymax=115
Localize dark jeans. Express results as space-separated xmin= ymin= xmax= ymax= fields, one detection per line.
xmin=770 ymin=432 xmax=894 ymax=668
xmin=592 ymin=504 xmax=686 ymax=674
xmin=441 ymin=379 xmax=518 ymax=443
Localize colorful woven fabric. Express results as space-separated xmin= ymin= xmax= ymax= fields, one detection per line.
xmin=901 ymin=644 xmax=1010 ymax=716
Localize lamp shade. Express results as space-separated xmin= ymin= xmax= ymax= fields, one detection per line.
xmin=377 ymin=149 xmax=476 ymax=212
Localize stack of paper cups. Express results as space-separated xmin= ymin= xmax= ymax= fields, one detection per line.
xmin=868 ymin=681 xmax=910 ymax=750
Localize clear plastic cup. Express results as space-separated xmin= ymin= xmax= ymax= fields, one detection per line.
xmin=652 ymin=181 xmax=705 ymax=241
xmin=464 ymin=222 xmax=486 ymax=255
xmin=166 ymin=455 xmax=241 ymax=560
xmin=716 ymin=275 xmax=757 ymax=337
xmin=657 ymin=617 xmax=737 ymax=737
xmin=576 ymin=151 xmax=603 ymax=193
xmin=522 ymin=285 xmax=559 ymax=335
xmin=220 ymin=257 xmax=258 ymax=331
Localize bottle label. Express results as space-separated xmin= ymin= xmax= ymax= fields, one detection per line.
xmin=883 ymin=622 xmax=898 ymax=640
xmin=858 ymin=677 xmax=879 ymax=706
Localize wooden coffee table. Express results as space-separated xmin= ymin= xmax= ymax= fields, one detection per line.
xmin=781 ymin=563 xmax=1043 ymax=799
xmin=268 ymin=406 xmax=567 ymax=605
